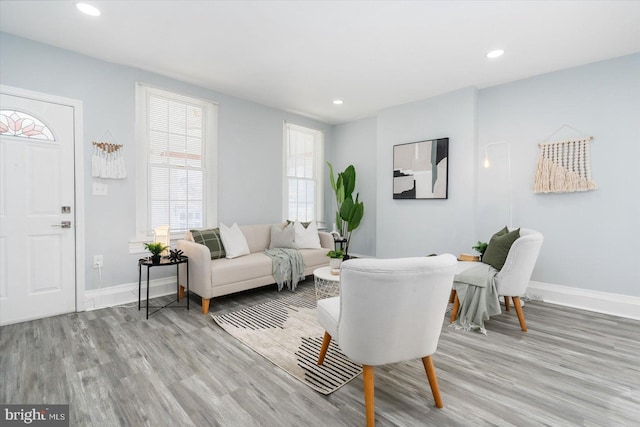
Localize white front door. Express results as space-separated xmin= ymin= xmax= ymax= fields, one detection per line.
xmin=0 ymin=92 xmax=77 ymax=325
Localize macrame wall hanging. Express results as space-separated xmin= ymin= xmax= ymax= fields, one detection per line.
xmin=534 ymin=125 xmax=596 ymax=193
xmin=91 ymin=130 xmax=127 ymax=179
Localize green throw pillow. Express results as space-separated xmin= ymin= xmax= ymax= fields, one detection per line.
xmin=493 ymin=226 xmax=509 ymax=237
xmin=191 ymin=228 xmax=226 ymax=260
xmin=482 ymin=227 xmax=520 ymax=271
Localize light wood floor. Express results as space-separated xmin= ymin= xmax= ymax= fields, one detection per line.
xmin=1 ymin=279 xmax=639 ymax=426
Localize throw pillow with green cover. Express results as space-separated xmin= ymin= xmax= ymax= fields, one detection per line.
xmin=191 ymin=228 xmax=226 ymax=259
xmin=482 ymin=227 xmax=520 ymax=270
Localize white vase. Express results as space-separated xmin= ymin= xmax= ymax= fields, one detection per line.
xmin=329 ymin=258 xmax=342 ymax=273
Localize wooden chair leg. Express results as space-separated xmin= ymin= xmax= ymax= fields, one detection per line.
xmin=178 ymin=285 xmax=185 ymax=300
xmin=317 ymin=331 xmax=331 ymax=365
xmin=504 ymin=295 xmax=510 ymax=312
xmin=450 ymin=293 xmax=460 ymax=323
xmin=363 ymin=365 xmax=375 ymax=427
xmin=448 ymin=289 xmax=456 ymax=304
xmin=422 ymin=355 xmax=443 ymax=408
xmin=201 ymin=298 xmax=210 ymax=315
xmin=512 ymin=296 xmax=527 ymax=332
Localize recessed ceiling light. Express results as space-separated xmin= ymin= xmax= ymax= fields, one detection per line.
xmin=486 ymin=49 xmax=504 ymax=59
xmin=333 ymin=99 xmax=344 ymax=105
xmin=76 ymin=3 xmax=101 ymax=17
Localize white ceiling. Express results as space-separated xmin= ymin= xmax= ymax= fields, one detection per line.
xmin=1 ymin=1 xmax=640 ymax=124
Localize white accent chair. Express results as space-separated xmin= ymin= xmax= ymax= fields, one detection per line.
xmin=316 ymin=255 xmax=457 ymax=427
xmin=450 ymin=228 xmax=544 ymax=331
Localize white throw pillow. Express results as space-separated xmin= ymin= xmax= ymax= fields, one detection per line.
xmin=219 ymin=222 xmax=250 ymax=258
xmin=294 ymin=220 xmax=321 ymax=249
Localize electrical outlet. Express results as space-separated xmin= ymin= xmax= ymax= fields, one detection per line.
xmin=92 ymin=182 xmax=108 ymax=196
xmin=93 ymin=255 xmax=103 ymax=268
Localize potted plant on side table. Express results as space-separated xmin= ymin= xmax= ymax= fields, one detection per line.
xmin=472 ymin=241 xmax=488 ymax=261
xmin=327 ymin=162 xmax=364 ymax=259
xmin=327 ymin=249 xmax=344 ymax=275
xmin=144 ymin=242 xmax=168 ymax=265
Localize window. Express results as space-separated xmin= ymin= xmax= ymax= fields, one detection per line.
xmin=284 ymin=123 xmax=324 ymax=227
xmin=0 ymin=110 xmax=55 ymax=140
xmin=135 ymin=84 xmax=217 ymax=243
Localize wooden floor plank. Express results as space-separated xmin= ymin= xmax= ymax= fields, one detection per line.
xmin=1 ymin=279 xmax=639 ymax=426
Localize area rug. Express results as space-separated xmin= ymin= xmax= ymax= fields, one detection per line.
xmin=211 ymin=289 xmax=361 ymax=395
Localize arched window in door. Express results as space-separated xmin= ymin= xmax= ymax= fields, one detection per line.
xmin=0 ymin=110 xmax=55 ymax=141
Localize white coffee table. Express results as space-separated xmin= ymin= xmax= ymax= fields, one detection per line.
xmin=313 ymin=266 xmax=340 ymax=301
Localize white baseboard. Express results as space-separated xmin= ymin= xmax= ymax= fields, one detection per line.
xmin=528 ymin=281 xmax=640 ymax=321
xmin=84 ymin=276 xmax=179 ymax=311
xmin=82 ymin=277 xmax=639 ymax=322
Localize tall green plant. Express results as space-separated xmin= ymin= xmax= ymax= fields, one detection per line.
xmin=328 ymin=162 xmax=364 ymax=255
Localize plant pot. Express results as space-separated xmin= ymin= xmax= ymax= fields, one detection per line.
xmin=151 ymin=255 xmax=161 ymax=264
xmin=329 ymin=257 xmax=342 ymax=274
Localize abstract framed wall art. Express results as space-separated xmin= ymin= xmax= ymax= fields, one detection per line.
xmin=393 ymin=138 xmax=449 ymax=199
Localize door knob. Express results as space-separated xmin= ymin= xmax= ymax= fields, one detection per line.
xmin=52 ymin=221 xmax=71 ymax=228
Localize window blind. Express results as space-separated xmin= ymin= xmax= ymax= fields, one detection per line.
xmin=147 ymin=93 xmax=205 ymax=233
xmin=284 ymin=123 xmax=323 ymax=224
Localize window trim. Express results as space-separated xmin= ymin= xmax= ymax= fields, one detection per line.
xmin=132 ymin=83 xmax=218 ymax=252
xmin=282 ymin=122 xmax=324 ymax=228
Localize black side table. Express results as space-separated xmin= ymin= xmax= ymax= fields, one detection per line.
xmin=333 ymin=237 xmax=347 ymax=253
xmin=138 ymin=256 xmax=189 ymax=319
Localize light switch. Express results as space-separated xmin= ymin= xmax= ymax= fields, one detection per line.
xmin=93 ymin=182 xmax=108 ymax=196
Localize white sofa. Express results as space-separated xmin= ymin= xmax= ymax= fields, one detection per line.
xmin=177 ymin=224 xmax=333 ymax=314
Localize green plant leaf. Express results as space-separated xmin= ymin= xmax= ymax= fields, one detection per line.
xmin=336 ymin=175 xmax=345 ymax=204
xmin=144 ymin=242 xmax=168 ymax=255
xmin=472 ymin=241 xmax=488 ymax=254
xmin=347 ymin=200 xmax=364 ymax=232
xmin=327 ymin=161 xmax=337 ymax=192
xmin=340 ymin=197 xmax=354 ymax=221
xmin=342 ymin=165 xmax=356 ymax=198
xmin=326 ymin=249 xmax=343 ymax=258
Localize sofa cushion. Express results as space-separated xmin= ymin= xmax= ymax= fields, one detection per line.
xmin=294 ymin=220 xmax=321 ymax=249
xmin=238 ymin=224 xmax=271 ymax=253
xmin=210 ymin=252 xmax=273 ymax=286
xmin=299 ymin=248 xmax=330 ymax=269
xmin=220 ymin=222 xmax=250 ymax=259
xmin=190 ymin=228 xmax=226 ymax=259
xmin=269 ymin=223 xmax=296 ymax=249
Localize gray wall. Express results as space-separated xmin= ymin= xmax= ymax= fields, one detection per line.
xmin=330 ymin=54 xmax=640 ymax=298
xmin=0 ymin=33 xmax=332 ymax=291
xmin=478 ymin=53 xmax=640 ymax=296
xmin=376 ymin=88 xmax=478 ymax=258
xmin=3 ymin=31 xmax=638 ymax=299
xmin=330 ymin=116 xmax=378 ymax=256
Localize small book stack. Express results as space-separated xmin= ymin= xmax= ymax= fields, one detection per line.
xmin=458 ymin=254 xmax=480 ymax=262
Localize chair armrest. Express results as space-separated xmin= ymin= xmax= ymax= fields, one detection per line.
xmin=319 ymin=231 xmax=334 ymax=250
xmin=177 ymin=239 xmax=213 ymax=299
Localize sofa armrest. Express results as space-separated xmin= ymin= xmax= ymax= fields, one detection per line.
xmin=319 ymin=231 xmax=334 ymax=250
xmin=177 ymin=239 xmax=213 ymax=299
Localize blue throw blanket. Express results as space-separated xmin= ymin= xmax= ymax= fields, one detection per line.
xmin=450 ymin=263 xmax=501 ymax=334
xmin=264 ymin=248 xmax=306 ymax=291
